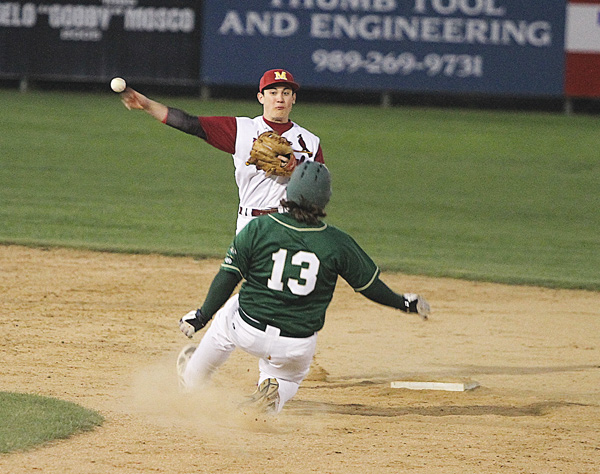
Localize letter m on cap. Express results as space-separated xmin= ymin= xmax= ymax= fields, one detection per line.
xmin=274 ymin=71 xmax=288 ymax=80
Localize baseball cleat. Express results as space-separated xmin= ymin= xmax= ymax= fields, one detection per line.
xmin=240 ymin=378 xmax=280 ymax=414
xmin=176 ymin=343 xmax=197 ymax=389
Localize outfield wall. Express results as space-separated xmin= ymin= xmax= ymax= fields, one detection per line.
xmin=1 ymin=0 xmax=599 ymax=98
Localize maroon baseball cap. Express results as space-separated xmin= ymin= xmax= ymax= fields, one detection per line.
xmin=259 ymin=69 xmax=299 ymax=92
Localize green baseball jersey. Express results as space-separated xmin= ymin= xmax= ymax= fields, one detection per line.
xmin=220 ymin=213 xmax=379 ymax=337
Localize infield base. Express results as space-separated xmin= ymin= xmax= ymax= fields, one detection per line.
xmin=390 ymin=381 xmax=480 ymax=392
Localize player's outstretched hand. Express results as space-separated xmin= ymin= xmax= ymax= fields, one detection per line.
xmin=179 ymin=309 xmax=211 ymax=338
xmin=403 ymin=293 xmax=430 ymax=321
xmin=120 ymin=88 xmax=148 ymax=111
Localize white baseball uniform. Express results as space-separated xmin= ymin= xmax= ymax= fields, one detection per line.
xmin=199 ymin=115 xmax=323 ymax=233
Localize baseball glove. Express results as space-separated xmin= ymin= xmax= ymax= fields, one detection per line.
xmin=247 ymin=131 xmax=297 ymax=177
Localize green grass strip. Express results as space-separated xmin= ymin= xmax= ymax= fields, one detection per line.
xmin=1 ymin=90 xmax=598 ymax=290
xmin=0 ymin=392 xmax=104 ymax=454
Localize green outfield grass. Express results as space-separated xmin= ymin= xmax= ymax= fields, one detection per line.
xmin=0 ymin=391 xmax=103 ymax=453
xmin=1 ymin=89 xmax=598 ymax=290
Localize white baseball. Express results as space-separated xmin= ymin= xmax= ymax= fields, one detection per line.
xmin=110 ymin=77 xmax=126 ymax=93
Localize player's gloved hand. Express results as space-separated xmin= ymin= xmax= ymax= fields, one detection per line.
xmin=403 ymin=293 xmax=430 ymax=321
xmin=179 ymin=309 xmax=211 ymax=338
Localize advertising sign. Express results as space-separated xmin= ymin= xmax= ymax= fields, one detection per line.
xmin=0 ymin=0 xmax=199 ymax=83
xmin=201 ymin=0 xmax=566 ymax=96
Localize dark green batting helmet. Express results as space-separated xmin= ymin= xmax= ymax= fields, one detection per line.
xmin=286 ymin=161 xmax=332 ymax=210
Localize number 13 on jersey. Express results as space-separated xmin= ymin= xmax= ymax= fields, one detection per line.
xmin=267 ymin=248 xmax=320 ymax=296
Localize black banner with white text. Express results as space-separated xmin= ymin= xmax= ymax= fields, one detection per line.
xmin=0 ymin=0 xmax=200 ymax=84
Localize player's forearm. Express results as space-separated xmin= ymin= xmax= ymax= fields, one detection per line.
xmin=142 ymin=98 xmax=169 ymax=123
xmin=360 ymin=278 xmax=410 ymax=312
xmin=165 ymin=107 xmax=206 ymax=138
xmin=178 ymin=269 xmax=241 ymax=338
xmin=200 ymin=268 xmax=242 ymax=318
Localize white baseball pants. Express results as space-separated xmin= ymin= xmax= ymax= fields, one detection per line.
xmin=182 ymin=293 xmax=317 ymax=413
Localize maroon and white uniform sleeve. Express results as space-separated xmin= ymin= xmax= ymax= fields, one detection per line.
xmin=198 ymin=116 xmax=237 ymax=154
xmin=164 ymin=107 xmax=237 ymax=154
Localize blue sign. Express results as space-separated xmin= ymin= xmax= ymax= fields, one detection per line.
xmin=201 ymin=0 xmax=565 ymax=96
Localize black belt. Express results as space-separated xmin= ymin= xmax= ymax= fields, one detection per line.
xmin=238 ymin=308 xmax=314 ymax=339
xmin=239 ymin=207 xmax=279 ymax=217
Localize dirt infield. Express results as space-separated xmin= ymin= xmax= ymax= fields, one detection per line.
xmin=1 ymin=245 xmax=599 ymax=473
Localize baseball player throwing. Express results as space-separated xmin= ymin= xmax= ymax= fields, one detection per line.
xmin=119 ymin=69 xmax=324 ymax=234
xmin=177 ymin=162 xmax=430 ymax=414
